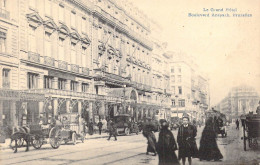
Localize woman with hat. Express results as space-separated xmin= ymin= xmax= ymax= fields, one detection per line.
xmin=142 ymin=118 xmax=157 ymax=156
xmin=177 ymin=116 xmax=199 ymax=165
xmin=157 ymin=119 xmax=180 ymax=165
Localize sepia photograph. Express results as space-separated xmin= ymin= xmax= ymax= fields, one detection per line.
xmin=0 ymin=0 xmax=259 ymax=164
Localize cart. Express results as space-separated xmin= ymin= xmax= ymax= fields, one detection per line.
xmin=58 ymin=113 xmax=85 ymax=144
xmin=240 ymin=114 xmax=260 ymax=151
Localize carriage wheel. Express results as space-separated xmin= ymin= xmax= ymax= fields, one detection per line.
xmin=72 ymin=132 xmax=77 ymax=145
xmin=32 ymin=135 xmax=43 ymax=149
xmin=50 ymin=138 xmax=60 ymax=149
xmin=49 ymin=127 xmax=61 ymax=149
xmin=125 ymin=128 xmax=130 ymax=135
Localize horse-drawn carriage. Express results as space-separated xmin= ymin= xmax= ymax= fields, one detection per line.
xmin=240 ymin=113 xmax=260 ymax=151
xmin=10 ymin=113 xmax=85 ymax=153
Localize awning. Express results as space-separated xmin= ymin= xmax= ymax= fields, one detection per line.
xmin=0 ymin=89 xmax=45 ymax=101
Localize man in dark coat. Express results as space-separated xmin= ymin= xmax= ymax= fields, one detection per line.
xmin=236 ymin=119 xmax=239 ymax=130
xmin=157 ymin=119 xmax=180 ymax=165
xmin=107 ymin=120 xmax=117 ymax=141
xmin=97 ymin=120 xmax=103 ymax=135
xmin=88 ymin=119 xmax=94 ymax=135
xmin=177 ymin=117 xmax=199 ymax=165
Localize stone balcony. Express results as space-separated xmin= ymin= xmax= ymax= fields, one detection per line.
xmin=21 ymin=52 xmax=92 ymax=77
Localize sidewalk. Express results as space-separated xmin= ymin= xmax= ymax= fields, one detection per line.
xmin=0 ymin=133 xmax=109 ymax=151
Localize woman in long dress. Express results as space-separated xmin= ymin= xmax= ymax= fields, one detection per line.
xmin=199 ymin=117 xmax=223 ymax=161
xmin=142 ymin=120 xmax=157 ymax=156
xmin=157 ymin=119 xmax=180 ymax=165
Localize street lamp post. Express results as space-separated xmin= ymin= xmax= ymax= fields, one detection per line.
xmin=123 ymin=85 xmax=126 ymax=114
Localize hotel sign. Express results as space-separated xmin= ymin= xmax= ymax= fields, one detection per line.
xmin=0 ymin=89 xmax=45 ymax=101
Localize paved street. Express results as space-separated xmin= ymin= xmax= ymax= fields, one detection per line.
xmin=0 ymin=124 xmax=259 ymax=165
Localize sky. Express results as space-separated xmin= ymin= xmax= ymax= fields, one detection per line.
xmin=129 ymin=0 xmax=260 ymax=105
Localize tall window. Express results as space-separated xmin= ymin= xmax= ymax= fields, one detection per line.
xmin=44 ymin=76 xmax=53 ymax=89
xmin=178 ymin=75 xmax=182 ymax=83
xmin=0 ymin=31 xmax=6 ymax=53
xmin=81 ymin=17 xmax=86 ymax=33
xmin=172 ymin=76 xmax=175 ymax=83
xmin=58 ymin=5 xmax=64 ymax=22
xmin=70 ymin=81 xmax=77 ymax=91
xmin=58 ymin=37 xmax=64 ymax=61
xmin=82 ymin=83 xmax=89 ymax=93
xmin=71 ymin=12 xmax=76 ymax=27
xmin=45 ymin=0 xmax=51 ymax=16
xmin=28 ymin=26 xmax=37 ymax=52
xmin=71 ymin=42 xmax=76 ymax=64
xmin=58 ymin=78 xmax=66 ymax=90
xmin=179 ymin=100 xmax=185 ymax=107
xmin=2 ymin=68 xmax=10 ymax=88
xmin=178 ymin=86 xmax=182 ymax=95
xmin=0 ymin=0 xmax=6 ymax=9
xmin=172 ymin=86 xmax=175 ymax=95
xmin=44 ymin=32 xmax=51 ymax=57
xmin=179 ymin=67 xmax=181 ymax=73
xmin=27 ymin=72 xmax=38 ymax=89
xmin=171 ymin=67 xmax=174 ymax=73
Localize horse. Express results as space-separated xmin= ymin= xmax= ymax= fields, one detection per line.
xmin=10 ymin=126 xmax=31 ymax=153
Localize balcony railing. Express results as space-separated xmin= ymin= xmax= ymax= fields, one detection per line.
xmin=28 ymin=51 xmax=40 ymax=63
xmin=58 ymin=60 xmax=68 ymax=70
xmin=0 ymin=8 xmax=10 ymax=20
xmin=71 ymin=64 xmax=79 ymax=73
xmin=44 ymin=56 xmax=55 ymax=67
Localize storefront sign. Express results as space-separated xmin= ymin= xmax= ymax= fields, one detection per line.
xmin=0 ymin=89 xmax=45 ymax=101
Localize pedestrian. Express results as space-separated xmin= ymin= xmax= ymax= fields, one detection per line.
xmin=198 ymin=117 xmax=223 ymax=161
xmin=97 ymin=119 xmax=103 ymax=135
xmin=107 ymin=120 xmax=117 ymax=141
xmin=143 ymin=118 xmax=157 ymax=156
xmin=177 ymin=116 xmax=199 ymax=165
xmin=236 ymin=119 xmax=239 ymax=130
xmin=88 ymin=119 xmax=94 ymax=135
xmin=156 ymin=119 xmax=180 ymax=165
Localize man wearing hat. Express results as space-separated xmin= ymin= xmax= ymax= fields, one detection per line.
xmin=177 ymin=116 xmax=199 ymax=165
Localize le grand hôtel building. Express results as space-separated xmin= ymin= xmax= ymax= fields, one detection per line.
xmin=0 ymin=0 xmax=171 ymax=129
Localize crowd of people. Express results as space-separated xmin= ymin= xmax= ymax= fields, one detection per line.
xmin=142 ymin=116 xmax=223 ymax=165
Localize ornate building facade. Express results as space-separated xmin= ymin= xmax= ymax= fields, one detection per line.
xmin=215 ymin=85 xmax=259 ymax=121
xmin=0 ymin=0 xmax=171 ymax=128
xmin=168 ymin=52 xmax=209 ymax=122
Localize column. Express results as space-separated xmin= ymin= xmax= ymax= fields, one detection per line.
xmin=136 ymin=108 xmax=139 ymax=121
xmin=78 ymin=100 xmax=82 ymax=115
xmin=53 ymin=98 xmax=58 ymax=116
xmin=38 ymin=74 xmax=44 ymax=89
xmin=78 ymin=81 xmax=82 ymax=93
xmin=89 ymin=101 xmax=93 ymax=120
xmin=39 ymin=101 xmax=44 ymax=114
xmin=66 ymin=80 xmax=71 ymax=91
xmin=10 ymin=101 xmax=17 ymax=127
xmin=114 ymin=105 xmax=117 ymax=116
xmin=105 ymin=103 xmax=108 ymax=118
xmin=0 ymin=101 xmax=3 ymax=126
xmin=66 ymin=99 xmax=70 ymax=113
xmin=53 ymin=77 xmax=58 ymax=89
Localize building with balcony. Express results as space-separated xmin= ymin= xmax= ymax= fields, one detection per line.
xmin=215 ymin=85 xmax=259 ymax=121
xmin=168 ymin=52 xmax=209 ymax=122
xmin=0 ymin=0 xmax=171 ymax=130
